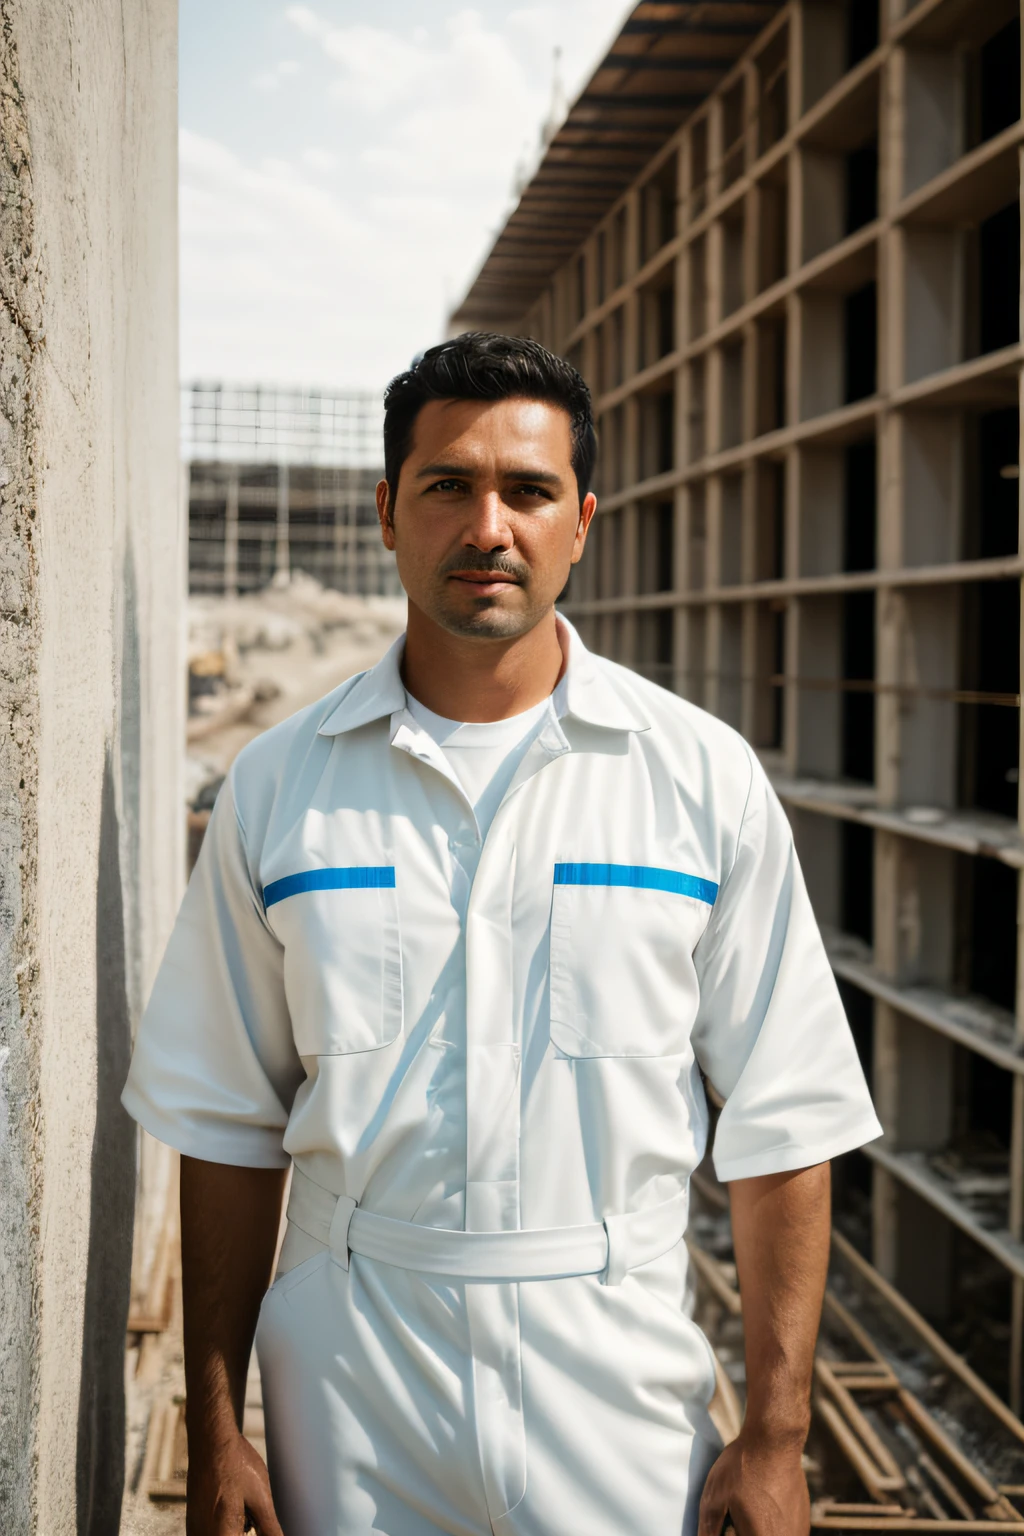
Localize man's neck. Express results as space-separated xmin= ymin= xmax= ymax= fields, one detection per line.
xmin=401 ymin=604 xmax=566 ymax=723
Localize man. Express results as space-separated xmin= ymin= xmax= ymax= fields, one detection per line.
xmin=124 ymin=333 xmax=881 ymax=1536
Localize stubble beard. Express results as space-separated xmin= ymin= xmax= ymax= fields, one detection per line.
xmin=428 ymin=550 xmax=539 ymax=640
xmin=430 ymin=583 xmax=540 ymax=640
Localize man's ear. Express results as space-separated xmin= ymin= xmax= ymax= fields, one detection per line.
xmin=571 ymin=491 xmax=597 ymax=563
xmin=376 ymin=479 xmax=396 ymax=551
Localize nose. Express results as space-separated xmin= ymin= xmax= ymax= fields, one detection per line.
xmin=463 ymin=490 xmax=514 ymax=553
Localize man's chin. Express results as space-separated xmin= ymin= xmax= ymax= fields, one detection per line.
xmin=435 ymin=598 xmax=536 ymax=640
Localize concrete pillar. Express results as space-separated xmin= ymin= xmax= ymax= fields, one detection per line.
xmin=0 ymin=3 xmax=181 ymax=1531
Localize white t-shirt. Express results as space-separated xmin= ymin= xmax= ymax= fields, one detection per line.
xmin=404 ymin=687 xmax=562 ymax=839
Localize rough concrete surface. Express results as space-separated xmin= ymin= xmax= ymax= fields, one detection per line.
xmin=0 ymin=3 xmax=181 ymax=1533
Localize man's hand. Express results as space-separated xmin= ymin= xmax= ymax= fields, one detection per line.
xmin=698 ymin=1433 xmax=810 ymax=1535
xmin=186 ymin=1428 xmax=284 ymax=1536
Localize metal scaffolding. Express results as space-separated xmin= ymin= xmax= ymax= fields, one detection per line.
xmin=181 ymin=383 xmax=401 ymax=597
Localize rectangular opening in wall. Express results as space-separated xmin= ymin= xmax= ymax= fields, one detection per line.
xmin=611 ymin=306 xmax=625 ymax=389
xmin=958 ymin=577 xmax=1020 ymax=820
xmin=841 ymin=441 xmax=877 ymax=784
xmin=719 ymin=605 xmax=743 ymax=728
xmin=597 ymin=406 xmax=623 ymax=497
xmin=636 ymin=609 xmax=674 ymax=688
xmin=844 ymin=438 xmax=877 ymax=571
xmin=686 ymin=610 xmax=706 ymax=706
xmin=840 ymin=820 xmax=873 ymax=946
xmin=689 ymin=235 xmax=707 ymax=340
xmin=597 ymin=509 xmax=624 ymax=601
xmin=756 ymin=461 xmax=785 ymax=581
xmin=756 ymin=316 xmax=787 ymax=435
xmin=756 ymin=24 xmax=789 ymax=155
xmin=838 ymin=981 xmax=873 ymax=1082
xmin=844 ymin=281 xmax=877 ymax=402
xmin=641 ymin=155 xmax=678 ymax=267
xmin=721 ymin=476 xmax=743 ymax=587
xmin=955 ymin=1046 xmax=1012 ymax=1156
xmin=722 ymin=211 xmax=746 ymax=316
xmin=978 ymin=202 xmax=1020 ymax=356
xmin=689 ymin=484 xmax=707 ymax=590
xmin=721 ymin=342 xmax=744 ymax=449
xmin=801 ymin=2 xmax=849 ymax=111
xmin=966 ymin=408 xmax=1020 ymax=561
xmin=841 ymin=592 xmax=875 ymax=782
xmin=638 ymin=278 xmax=676 ymax=371
xmin=758 ymin=169 xmax=789 ymax=291
xmin=722 ymin=80 xmax=745 ymax=188
xmin=639 ymin=501 xmax=674 ymax=594
xmin=846 ymin=0 xmax=879 ymax=67
xmin=965 ymin=15 xmax=1022 ymax=151
xmin=956 ymin=854 xmax=1018 ymax=1012
xmin=754 ymin=600 xmax=785 ymax=748
xmin=845 ymin=139 xmax=878 ymax=234
xmin=688 ymin=360 xmax=706 ymax=464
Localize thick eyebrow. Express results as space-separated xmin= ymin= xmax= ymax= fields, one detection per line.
xmin=415 ymin=462 xmax=564 ymax=487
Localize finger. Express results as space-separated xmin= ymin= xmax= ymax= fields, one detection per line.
xmin=697 ymin=1482 xmax=730 ymax=1536
xmin=244 ymin=1484 xmax=285 ymax=1536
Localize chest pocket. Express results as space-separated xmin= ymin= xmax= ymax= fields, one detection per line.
xmin=264 ymin=867 xmax=403 ymax=1055
xmin=548 ymin=862 xmax=717 ymax=1058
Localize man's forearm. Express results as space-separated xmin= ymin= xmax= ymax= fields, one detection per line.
xmin=730 ymin=1162 xmax=831 ymax=1445
xmin=180 ymin=1156 xmax=287 ymax=1443
xmin=698 ymin=1162 xmax=831 ymax=1535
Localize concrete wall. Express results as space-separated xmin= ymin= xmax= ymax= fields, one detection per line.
xmin=0 ymin=3 xmax=181 ymax=1532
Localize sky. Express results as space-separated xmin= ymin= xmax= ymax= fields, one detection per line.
xmin=179 ymin=0 xmax=632 ymax=392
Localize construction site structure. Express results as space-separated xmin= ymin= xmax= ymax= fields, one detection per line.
xmin=182 ymin=383 xmax=401 ymax=598
xmin=452 ymin=0 xmax=1024 ymax=1423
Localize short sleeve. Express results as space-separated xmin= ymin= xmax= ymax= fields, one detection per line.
xmin=692 ymin=752 xmax=882 ymax=1183
xmin=122 ymin=771 xmax=302 ymax=1168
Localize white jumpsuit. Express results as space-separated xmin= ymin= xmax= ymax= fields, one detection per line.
xmin=123 ymin=622 xmax=881 ymax=1536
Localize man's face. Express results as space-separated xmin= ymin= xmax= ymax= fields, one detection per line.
xmin=377 ymin=396 xmax=596 ymax=641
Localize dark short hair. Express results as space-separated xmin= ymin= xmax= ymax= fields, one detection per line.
xmin=382 ymin=332 xmax=596 ymax=509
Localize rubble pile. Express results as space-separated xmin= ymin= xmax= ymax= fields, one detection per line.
xmin=185 ymin=571 xmax=406 ymax=813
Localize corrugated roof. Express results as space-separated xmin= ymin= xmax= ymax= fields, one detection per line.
xmin=451 ymin=1 xmax=781 ymax=329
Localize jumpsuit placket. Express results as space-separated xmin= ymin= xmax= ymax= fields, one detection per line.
xmin=394 ymin=716 xmax=573 ymax=1532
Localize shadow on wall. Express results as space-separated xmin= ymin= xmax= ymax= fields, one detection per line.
xmin=75 ymin=749 xmax=136 ymax=1536
xmin=76 ymin=543 xmax=143 ymax=1533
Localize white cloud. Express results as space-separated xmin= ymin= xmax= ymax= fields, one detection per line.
xmin=251 ymin=57 xmax=302 ymax=92
xmin=302 ymin=146 xmax=338 ymax=173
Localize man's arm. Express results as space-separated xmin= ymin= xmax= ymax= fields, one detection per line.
xmin=180 ymin=1155 xmax=288 ymax=1536
xmin=698 ymin=1162 xmax=831 ymax=1536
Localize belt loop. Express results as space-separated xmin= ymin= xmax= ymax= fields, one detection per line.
xmin=602 ymin=1212 xmax=630 ymax=1286
xmin=329 ymin=1194 xmax=357 ymax=1270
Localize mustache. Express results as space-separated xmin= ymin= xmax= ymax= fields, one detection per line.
xmin=440 ymin=550 xmax=529 ymax=582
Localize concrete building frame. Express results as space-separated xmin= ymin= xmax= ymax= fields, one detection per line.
xmin=453 ymin=0 xmax=1024 ymax=1411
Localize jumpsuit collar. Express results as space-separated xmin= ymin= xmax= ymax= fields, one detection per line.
xmin=315 ymin=616 xmax=650 ymax=739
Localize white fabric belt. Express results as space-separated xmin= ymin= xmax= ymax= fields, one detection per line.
xmin=287 ymin=1166 xmax=688 ymax=1287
